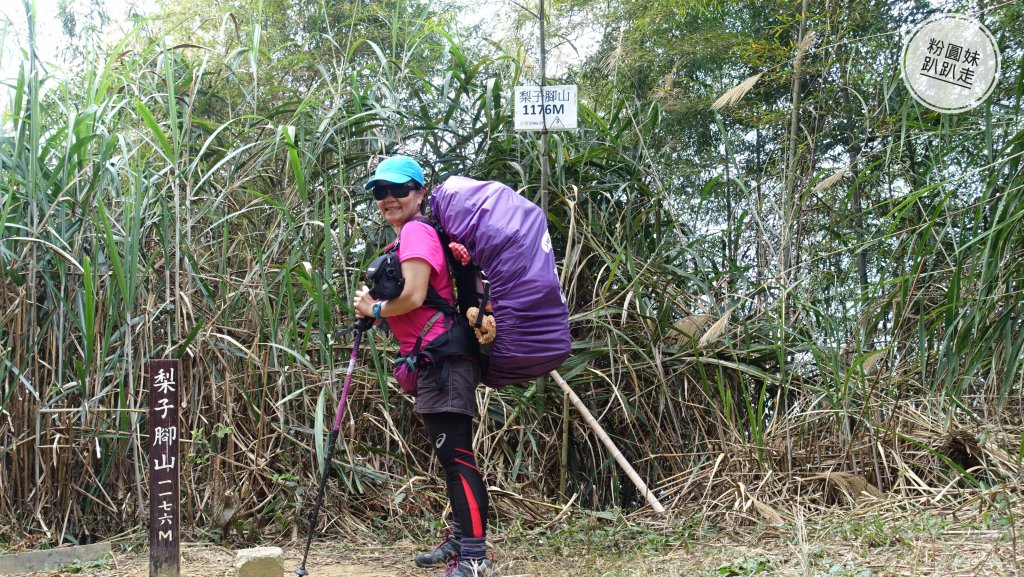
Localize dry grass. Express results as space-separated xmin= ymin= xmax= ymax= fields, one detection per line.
xmin=9 ymin=495 xmax=1022 ymax=576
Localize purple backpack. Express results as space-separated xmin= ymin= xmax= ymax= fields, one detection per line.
xmin=430 ymin=176 xmax=571 ymax=386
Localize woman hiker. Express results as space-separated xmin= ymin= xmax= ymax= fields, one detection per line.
xmin=352 ymin=155 xmax=493 ymax=577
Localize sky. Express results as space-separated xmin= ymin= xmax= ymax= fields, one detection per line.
xmin=0 ymin=0 xmax=598 ymax=127
xmin=1 ymin=0 xmax=132 ymax=75
xmin=0 ymin=0 xmax=598 ymax=85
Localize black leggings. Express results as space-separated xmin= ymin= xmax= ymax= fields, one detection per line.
xmin=422 ymin=412 xmax=488 ymax=538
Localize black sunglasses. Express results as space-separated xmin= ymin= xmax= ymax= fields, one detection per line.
xmin=372 ymin=182 xmax=418 ymax=201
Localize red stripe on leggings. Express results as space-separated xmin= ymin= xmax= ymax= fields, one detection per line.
xmin=454 ymin=457 xmax=481 ymax=474
xmin=460 ymin=474 xmax=484 ymax=537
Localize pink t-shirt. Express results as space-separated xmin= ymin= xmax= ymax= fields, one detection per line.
xmin=387 ymin=220 xmax=454 ymax=355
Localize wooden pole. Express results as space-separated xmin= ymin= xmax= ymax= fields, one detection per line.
xmin=538 ymin=0 xmax=549 ymax=210
xmin=548 ymin=370 xmax=666 ymax=514
xmin=148 ymin=360 xmax=181 ymax=577
xmin=535 ymin=0 xmax=550 ymax=413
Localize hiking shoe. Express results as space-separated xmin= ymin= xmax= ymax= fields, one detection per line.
xmin=442 ymin=557 xmax=494 ymax=577
xmin=414 ymin=529 xmax=460 ymax=568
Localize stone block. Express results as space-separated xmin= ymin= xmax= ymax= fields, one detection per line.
xmin=0 ymin=542 xmax=112 ymax=574
xmin=234 ymin=546 xmax=284 ymax=577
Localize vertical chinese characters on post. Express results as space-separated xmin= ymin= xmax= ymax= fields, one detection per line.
xmin=148 ymin=360 xmax=180 ymax=577
xmin=152 ymin=367 xmax=177 ymax=536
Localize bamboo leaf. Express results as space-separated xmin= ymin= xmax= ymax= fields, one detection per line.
xmin=699 ymin=308 xmax=733 ymax=348
xmin=9 ymin=237 xmax=84 ymax=272
xmin=133 ymin=99 xmax=174 ymax=163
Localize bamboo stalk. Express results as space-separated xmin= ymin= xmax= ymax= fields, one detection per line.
xmin=548 ymin=370 xmax=665 ymax=514
xmin=559 ymin=390 xmax=570 ymax=500
xmin=535 ymin=0 xmax=550 ymax=415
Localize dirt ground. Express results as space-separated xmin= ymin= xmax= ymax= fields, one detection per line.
xmin=10 ymin=500 xmax=1024 ymax=577
xmin=15 ymin=521 xmax=1023 ymax=577
xmin=56 ymin=543 xmax=539 ymax=577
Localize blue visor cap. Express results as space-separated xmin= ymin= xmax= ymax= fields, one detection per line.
xmin=364 ymin=155 xmax=425 ymax=189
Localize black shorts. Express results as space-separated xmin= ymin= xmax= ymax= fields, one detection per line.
xmin=414 ymin=358 xmax=480 ymax=417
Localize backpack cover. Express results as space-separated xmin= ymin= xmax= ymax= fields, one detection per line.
xmin=429 ymin=176 xmax=571 ymax=386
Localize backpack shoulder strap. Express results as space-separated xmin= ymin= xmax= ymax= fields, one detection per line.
xmin=412 ymin=217 xmax=485 ymax=317
xmin=405 ymin=217 xmax=457 ymax=314
xmin=411 ymin=216 xmax=450 ymax=246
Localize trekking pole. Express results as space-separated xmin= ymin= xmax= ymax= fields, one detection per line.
xmin=548 ymin=369 xmax=666 ymax=514
xmin=296 ymin=316 xmax=374 ymax=577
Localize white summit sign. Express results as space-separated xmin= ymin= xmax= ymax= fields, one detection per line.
xmin=514 ymin=85 xmax=578 ymax=131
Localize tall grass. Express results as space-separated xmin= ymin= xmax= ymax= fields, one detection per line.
xmin=1 ymin=0 xmax=1022 ymax=545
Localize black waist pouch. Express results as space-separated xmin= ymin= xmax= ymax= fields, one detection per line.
xmin=365 ymin=249 xmax=404 ymax=299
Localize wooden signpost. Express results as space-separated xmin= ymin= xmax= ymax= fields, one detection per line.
xmin=147 ymin=360 xmax=180 ymax=577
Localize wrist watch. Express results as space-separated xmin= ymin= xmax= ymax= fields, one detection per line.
xmin=371 ymin=301 xmax=384 ymax=319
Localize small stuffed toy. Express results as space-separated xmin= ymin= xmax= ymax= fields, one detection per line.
xmin=448 ymin=241 xmax=496 ymax=344
xmin=466 ymin=306 xmax=496 ymax=344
